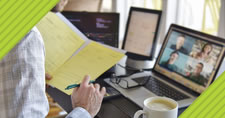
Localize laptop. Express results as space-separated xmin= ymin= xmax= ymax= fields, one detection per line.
xmin=105 ymin=24 xmax=225 ymax=108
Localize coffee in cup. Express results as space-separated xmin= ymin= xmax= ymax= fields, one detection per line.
xmin=134 ymin=97 xmax=178 ymax=118
xmin=147 ymin=99 xmax=176 ymax=111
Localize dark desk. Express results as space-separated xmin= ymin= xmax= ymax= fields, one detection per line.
xmin=47 ymin=76 xmax=187 ymax=118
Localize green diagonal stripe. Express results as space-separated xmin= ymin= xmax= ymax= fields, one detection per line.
xmin=0 ymin=0 xmax=59 ymax=61
xmin=179 ymin=71 xmax=225 ymax=118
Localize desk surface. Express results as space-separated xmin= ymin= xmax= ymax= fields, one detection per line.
xmin=47 ymin=76 xmax=187 ymax=118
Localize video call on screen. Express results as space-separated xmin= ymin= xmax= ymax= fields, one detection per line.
xmin=158 ymin=30 xmax=223 ymax=87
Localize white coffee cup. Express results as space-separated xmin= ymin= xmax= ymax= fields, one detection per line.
xmin=134 ymin=97 xmax=178 ymax=118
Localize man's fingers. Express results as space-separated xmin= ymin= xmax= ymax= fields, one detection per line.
xmin=45 ymin=73 xmax=52 ymax=80
xmin=89 ymin=83 xmax=94 ymax=89
xmin=74 ymin=87 xmax=79 ymax=92
xmin=80 ymin=75 xmax=90 ymax=88
xmin=100 ymin=87 xmax=106 ymax=96
xmin=94 ymin=84 xmax=100 ymax=92
xmin=89 ymin=83 xmax=95 ymax=93
xmin=72 ymin=87 xmax=79 ymax=95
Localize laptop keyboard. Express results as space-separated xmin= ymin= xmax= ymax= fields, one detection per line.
xmin=132 ymin=76 xmax=190 ymax=101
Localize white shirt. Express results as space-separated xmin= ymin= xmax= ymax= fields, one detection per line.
xmin=0 ymin=27 xmax=91 ymax=118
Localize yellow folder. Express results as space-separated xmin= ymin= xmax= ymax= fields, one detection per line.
xmin=37 ymin=12 xmax=125 ymax=95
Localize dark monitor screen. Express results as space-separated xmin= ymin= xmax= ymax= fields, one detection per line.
xmin=122 ymin=7 xmax=162 ymax=60
xmin=155 ymin=24 xmax=225 ymax=94
xmin=62 ymin=11 xmax=119 ymax=48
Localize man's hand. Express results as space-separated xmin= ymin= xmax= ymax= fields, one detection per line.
xmin=45 ymin=73 xmax=52 ymax=88
xmin=45 ymin=73 xmax=52 ymax=80
xmin=71 ymin=75 xmax=106 ymax=117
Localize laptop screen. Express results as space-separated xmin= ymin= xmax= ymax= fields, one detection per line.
xmin=155 ymin=24 xmax=225 ymax=94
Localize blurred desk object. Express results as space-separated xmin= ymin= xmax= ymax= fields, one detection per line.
xmin=46 ymin=93 xmax=67 ymax=118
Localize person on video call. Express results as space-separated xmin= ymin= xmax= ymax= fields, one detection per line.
xmin=170 ymin=34 xmax=188 ymax=55
xmin=186 ymin=62 xmax=207 ymax=86
xmin=190 ymin=43 xmax=213 ymax=64
xmin=160 ymin=51 xmax=180 ymax=72
xmin=0 ymin=0 xmax=105 ymax=118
